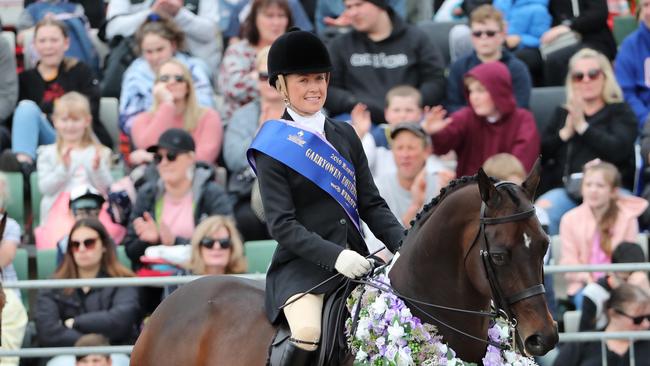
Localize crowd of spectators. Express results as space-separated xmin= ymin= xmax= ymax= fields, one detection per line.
xmin=0 ymin=0 xmax=649 ymax=364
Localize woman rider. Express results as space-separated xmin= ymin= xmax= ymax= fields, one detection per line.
xmin=247 ymin=29 xmax=404 ymax=365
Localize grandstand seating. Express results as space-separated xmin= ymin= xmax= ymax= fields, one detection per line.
xmin=29 ymin=172 xmax=40 ymax=228
xmin=530 ymin=86 xmax=566 ymax=134
xmin=12 ymin=246 xmax=29 ymax=306
xmin=417 ymin=20 xmax=466 ymax=68
xmin=99 ymin=97 xmax=121 ymax=152
xmin=244 ymin=240 xmax=277 ymax=274
xmin=613 ymin=15 xmax=638 ymax=46
xmin=4 ymin=171 xmax=24 ymax=231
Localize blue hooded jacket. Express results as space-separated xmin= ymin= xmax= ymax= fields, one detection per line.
xmin=494 ymin=0 xmax=552 ymax=48
xmin=615 ymin=22 xmax=650 ymax=129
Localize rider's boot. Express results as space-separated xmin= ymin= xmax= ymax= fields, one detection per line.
xmin=279 ymin=339 xmax=316 ymax=366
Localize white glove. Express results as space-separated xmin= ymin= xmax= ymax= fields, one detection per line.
xmin=334 ymin=249 xmax=372 ymax=279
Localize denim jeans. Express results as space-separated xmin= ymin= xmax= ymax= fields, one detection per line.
xmin=536 ymin=188 xmax=578 ymax=236
xmin=11 ymin=100 xmax=56 ymax=160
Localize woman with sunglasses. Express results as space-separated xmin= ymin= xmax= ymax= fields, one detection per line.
xmin=34 ymin=218 xmax=140 ymax=365
xmin=223 ymin=45 xmax=279 ymax=241
xmin=537 ymin=48 xmax=637 ymax=236
xmin=119 ymin=13 xmax=215 ymax=136
xmin=130 ymin=59 xmax=223 ymax=166
xmin=186 ymin=215 xmax=247 ymax=275
xmin=554 ymin=283 xmax=650 ymax=366
xmin=123 ymin=128 xmax=232 ymax=314
xmin=248 ymin=29 xmax=404 ymax=365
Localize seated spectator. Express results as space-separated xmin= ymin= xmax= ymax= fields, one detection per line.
xmin=217 ymin=0 xmax=292 ymax=123
xmin=541 ymin=0 xmax=616 ymax=86
xmin=105 ymin=0 xmax=221 ymax=71
xmin=422 ymin=61 xmax=540 ymax=178
xmin=614 ymin=0 xmax=650 ymax=129
xmin=34 ymin=218 xmax=140 ymax=351
xmin=119 ymin=14 xmax=214 ymax=135
xmin=0 ymin=173 xmax=23 ymax=298
xmin=186 ymin=215 xmax=247 ymax=275
xmin=370 ymin=85 xmax=425 ymax=149
xmin=0 ymin=34 xmax=17 ymax=151
xmin=34 ymin=92 xmax=113 ymax=246
xmin=559 ymin=161 xmax=648 ymax=308
xmin=374 ymin=123 xmax=442 ymax=227
xmin=536 ymin=48 xmax=637 ymax=235
xmin=325 ymin=0 xmax=446 ymax=124
xmin=1 ymin=289 xmax=28 ymax=366
xmin=580 ymin=242 xmax=650 ymax=331
xmin=130 ymin=59 xmax=223 ymax=166
xmin=490 ymin=0 xmax=551 ymax=86
xmin=22 ymin=0 xmax=106 ymax=28
xmin=75 ymin=334 xmax=127 ymax=366
xmin=123 ymin=129 xmax=232 ymax=312
xmin=553 ymin=283 xmax=650 ymax=366
xmin=223 ymin=46 xmax=277 ymax=241
xmin=17 ymin=0 xmax=100 ymax=73
xmin=313 ymin=0 xmax=405 ymax=37
xmin=55 ymin=185 xmax=127 ymax=264
xmin=445 ymin=4 xmax=532 ymax=113
xmin=9 ymin=18 xmax=112 ymax=173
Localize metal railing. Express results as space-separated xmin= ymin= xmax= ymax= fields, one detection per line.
xmin=2 ymin=263 xmax=650 ymax=361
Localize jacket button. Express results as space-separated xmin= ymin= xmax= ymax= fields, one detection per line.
xmin=339 ymin=219 xmax=346 ymax=225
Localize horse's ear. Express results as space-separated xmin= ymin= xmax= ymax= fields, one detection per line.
xmin=477 ymin=168 xmax=499 ymax=207
xmin=522 ymin=157 xmax=542 ymax=201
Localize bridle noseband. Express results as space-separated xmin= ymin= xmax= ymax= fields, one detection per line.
xmin=471 ymin=181 xmax=546 ymax=348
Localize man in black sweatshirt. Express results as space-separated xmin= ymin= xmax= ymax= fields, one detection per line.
xmin=325 ymin=0 xmax=446 ymax=124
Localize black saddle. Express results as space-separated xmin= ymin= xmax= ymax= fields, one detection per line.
xmin=267 ymin=281 xmax=356 ymax=366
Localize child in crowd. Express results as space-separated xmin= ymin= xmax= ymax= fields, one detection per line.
xmin=422 ymin=61 xmax=540 ymax=178
xmin=560 ymin=161 xmax=648 ymax=309
xmin=35 ymin=92 xmax=113 ymax=249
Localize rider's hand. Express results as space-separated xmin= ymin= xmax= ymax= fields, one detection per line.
xmin=334 ymin=249 xmax=372 ymax=279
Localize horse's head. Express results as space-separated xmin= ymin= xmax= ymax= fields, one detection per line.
xmin=472 ymin=159 xmax=558 ymax=356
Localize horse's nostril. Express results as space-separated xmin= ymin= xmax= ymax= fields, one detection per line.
xmin=524 ymin=334 xmax=546 ymax=356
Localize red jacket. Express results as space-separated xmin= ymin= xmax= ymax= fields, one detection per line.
xmin=432 ymin=61 xmax=540 ymax=177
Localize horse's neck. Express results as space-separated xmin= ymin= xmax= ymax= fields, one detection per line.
xmin=389 ymin=194 xmax=490 ymax=312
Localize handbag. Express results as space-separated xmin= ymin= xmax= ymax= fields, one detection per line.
xmin=562 ymin=144 xmax=583 ymax=202
xmin=539 ymin=0 xmax=581 ymax=60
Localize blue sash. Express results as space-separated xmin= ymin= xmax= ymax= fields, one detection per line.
xmin=247 ymin=119 xmax=361 ymax=232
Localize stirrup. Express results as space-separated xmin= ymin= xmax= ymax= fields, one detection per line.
xmin=278 ymin=339 xmax=317 ymax=366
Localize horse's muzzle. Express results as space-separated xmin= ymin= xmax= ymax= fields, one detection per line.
xmin=524 ymin=321 xmax=559 ymax=356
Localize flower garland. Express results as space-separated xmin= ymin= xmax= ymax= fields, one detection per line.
xmin=345 ymin=273 xmax=538 ymax=366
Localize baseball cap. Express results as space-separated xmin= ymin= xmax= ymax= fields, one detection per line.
xmin=70 ymin=185 xmax=105 ymax=210
xmin=146 ymin=128 xmax=195 ymax=154
xmin=390 ymin=122 xmax=428 ymax=141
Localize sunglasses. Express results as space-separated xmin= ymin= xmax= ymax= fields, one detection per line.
xmin=614 ymin=308 xmax=650 ymax=325
xmin=157 ymin=74 xmax=186 ymax=83
xmin=571 ymin=68 xmax=602 ymax=82
xmin=153 ymin=151 xmax=179 ymax=164
xmin=471 ymin=30 xmax=499 ymax=38
xmin=70 ymin=237 xmax=99 ymax=252
xmin=200 ymin=237 xmax=231 ymax=249
xmin=258 ymin=72 xmax=269 ymax=82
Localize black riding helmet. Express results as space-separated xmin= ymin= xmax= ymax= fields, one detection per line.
xmin=267 ymin=27 xmax=333 ymax=88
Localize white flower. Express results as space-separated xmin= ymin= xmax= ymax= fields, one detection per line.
xmin=436 ymin=342 xmax=448 ymax=355
xmin=397 ymin=348 xmax=414 ymax=366
xmin=355 ymin=348 xmax=368 ymax=362
xmin=400 ymin=307 xmax=412 ymax=318
xmin=499 ymin=325 xmax=510 ymax=340
xmin=387 ymin=321 xmax=405 ymax=343
xmin=355 ymin=318 xmax=371 ymax=339
xmin=370 ymin=296 xmax=387 ymax=315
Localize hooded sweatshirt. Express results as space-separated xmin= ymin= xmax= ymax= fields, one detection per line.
xmin=432 ymin=62 xmax=540 ymax=177
xmin=325 ymin=8 xmax=446 ymax=123
xmin=559 ymin=195 xmax=648 ymax=295
xmin=614 ymin=21 xmax=650 ymax=129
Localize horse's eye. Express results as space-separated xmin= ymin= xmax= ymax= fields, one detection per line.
xmin=491 ymin=252 xmax=509 ymax=265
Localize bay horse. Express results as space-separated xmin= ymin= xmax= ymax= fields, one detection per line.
xmin=131 ymin=161 xmax=558 ymax=365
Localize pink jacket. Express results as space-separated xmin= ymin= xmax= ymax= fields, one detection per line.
xmin=559 ymin=195 xmax=648 ymax=295
xmin=131 ymin=103 xmax=223 ymax=163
